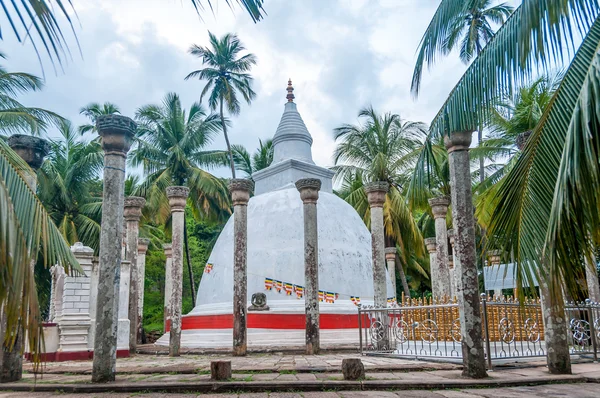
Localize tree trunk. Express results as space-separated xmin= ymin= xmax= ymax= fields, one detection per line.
xmin=220 ymin=98 xmax=236 ymax=179
xmin=184 ymin=213 xmax=196 ymax=307
xmin=396 ymin=253 xmax=411 ymax=299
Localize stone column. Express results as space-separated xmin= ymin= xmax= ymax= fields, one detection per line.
xmin=124 ymin=196 xmax=145 ymax=353
xmin=92 ymin=115 xmax=136 ymax=383
xmin=428 ymin=196 xmax=451 ymax=299
xmin=166 ymin=186 xmax=189 ymax=357
xmin=137 ymin=238 xmax=150 ymax=345
xmin=163 ymin=243 xmax=173 ymax=332
xmin=1 ymin=135 xmax=49 ymax=383
xmin=117 ymin=260 xmax=130 ymax=353
xmin=364 ymin=182 xmax=389 ymax=308
xmin=296 ymin=178 xmax=321 ymax=355
xmin=385 ymin=248 xmax=397 ymax=296
xmin=585 ymin=253 xmax=600 ymax=303
xmin=424 ymin=238 xmax=437 ymax=294
xmin=88 ymin=257 xmax=99 ymax=350
xmin=229 ymin=179 xmax=253 ymax=357
xmin=445 ymin=130 xmax=487 ymax=379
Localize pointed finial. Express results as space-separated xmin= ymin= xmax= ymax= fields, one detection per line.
xmin=286 ymin=78 xmax=295 ymax=103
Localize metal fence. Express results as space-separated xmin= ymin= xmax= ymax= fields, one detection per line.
xmin=358 ymin=295 xmax=599 ymax=368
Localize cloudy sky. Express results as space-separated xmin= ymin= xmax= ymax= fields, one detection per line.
xmin=6 ymin=0 xmax=471 ymax=177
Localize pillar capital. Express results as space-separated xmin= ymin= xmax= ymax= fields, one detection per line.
xmin=7 ymin=134 xmax=50 ymax=170
xmin=163 ymin=243 xmax=172 ymax=258
xmin=384 ymin=247 xmax=396 ymax=261
xmin=166 ymin=186 xmax=189 ymax=212
xmin=70 ymin=241 xmax=94 ymax=257
xmin=96 ymin=115 xmax=136 ymax=156
xmin=428 ymin=196 xmax=450 ymax=219
xmin=364 ymin=181 xmax=389 ymax=208
xmin=295 ymin=178 xmax=321 ymax=204
xmin=424 ymin=237 xmax=437 ymax=254
xmin=444 ymin=130 xmax=473 ymax=154
xmin=138 ymin=238 xmax=150 ymax=255
xmin=228 ymin=178 xmax=254 ymax=206
xmin=124 ymin=196 xmax=146 ymax=221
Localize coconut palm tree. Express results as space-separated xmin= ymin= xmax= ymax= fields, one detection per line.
xmin=130 ymin=92 xmax=230 ymax=304
xmin=411 ymin=0 xmax=600 ymax=374
xmin=37 ymin=120 xmax=103 ymax=252
xmin=332 ymin=106 xmax=428 ymax=298
xmin=185 ymin=32 xmax=257 ymax=179
xmin=231 ymin=138 xmax=273 ymax=177
xmin=78 ymin=102 xmax=121 ymax=135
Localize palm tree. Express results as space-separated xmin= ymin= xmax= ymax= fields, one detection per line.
xmin=231 ymin=138 xmax=273 ymax=177
xmin=37 ymin=120 xmax=103 ymax=252
xmin=333 ymin=106 xmax=428 ymax=298
xmin=78 ymin=102 xmax=121 ymax=135
xmin=0 ymin=1 xmax=265 ymax=69
xmin=411 ymin=0 xmax=600 ymax=374
xmin=130 ymin=92 xmax=231 ymax=304
xmin=185 ymin=31 xmax=257 ymax=178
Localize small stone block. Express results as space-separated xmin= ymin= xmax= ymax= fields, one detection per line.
xmin=210 ymin=360 xmax=232 ymax=381
xmin=342 ymin=358 xmax=365 ymax=380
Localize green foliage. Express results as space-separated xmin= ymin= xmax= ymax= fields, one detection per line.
xmin=231 ymin=138 xmax=273 ymax=178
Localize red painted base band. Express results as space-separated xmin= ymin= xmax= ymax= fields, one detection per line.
xmin=167 ymin=313 xmax=369 ymax=332
xmin=25 ymin=349 xmax=130 ymax=362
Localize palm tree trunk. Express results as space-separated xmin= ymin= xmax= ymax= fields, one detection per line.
xmin=183 ymin=213 xmax=196 ymax=307
xmin=220 ymin=97 xmax=236 ymax=179
xmin=396 ymin=253 xmax=411 ymax=299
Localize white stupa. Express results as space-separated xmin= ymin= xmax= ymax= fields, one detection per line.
xmin=156 ymin=81 xmax=393 ymax=349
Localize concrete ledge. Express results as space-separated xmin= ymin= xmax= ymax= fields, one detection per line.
xmin=0 ymin=375 xmax=589 ymax=393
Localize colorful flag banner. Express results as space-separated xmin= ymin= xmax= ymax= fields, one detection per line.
xmin=284 ymin=282 xmax=294 ymax=295
xmin=387 ymin=297 xmax=397 ymax=305
xmin=294 ymin=285 xmax=304 ymax=299
xmin=274 ymin=280 xmax=283 ymax=293
xmin=326 ymin=292 xmax=335 ymax=303
xmin=351 ymin=296 xmax=361 ymax=306
xmin=265 ymin=278 xmax=273 ymax=290
xmin=318 ymin=291 xmax=324 ymax=302
xmin=204 ymin=263 xmax=213 ymax=274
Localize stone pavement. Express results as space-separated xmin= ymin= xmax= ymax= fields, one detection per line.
xmin=4 ymin=354 xmax=599 ymax=395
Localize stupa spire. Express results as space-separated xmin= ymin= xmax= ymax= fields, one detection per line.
xmin=286 ymin=79 xmax=295 ymax=103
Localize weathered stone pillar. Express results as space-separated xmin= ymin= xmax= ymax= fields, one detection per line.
xmin=163 ymin=243 xmax=173 ymax=333
xmin=424 ymin=238 xmax=437 ymax=294
xmin=296 ymin=178 xmax=321 ymax=355
xmin=384 ymin=248 xmax=397 ymax=295
xmin=539 ymin=277 xmax=572 ymax=374
xmin=1 ymin=135 xmax=49 ymax=383
xmin=88 ymin=257 xmax=99 ymax=350
xmin=585 ymin=253 xmax=600 ymax=303
xmin=92 ymin=115 xmax=136 ymax=383
xmin=117 ymin=260 xmax=131 ymax=354
xmin=229 ymin=179 xmax=253 ymax=357
xmin=166 ymin=186 xmax=189 ymax=357
xmin=445 ymin=130 xmax=487 ymax=379
xmin=428 ymin=196 xmax=451 ymax=299
xmin=124 ymin=196 xmax=145 ymax=353
xmin=364 ymin=182 xmax=389 ymax=308
xmin=137 ymin=238 xmax=150 ymax=344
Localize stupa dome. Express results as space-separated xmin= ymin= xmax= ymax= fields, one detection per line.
xmin=157 ymin=81 xmax=393 ymax=349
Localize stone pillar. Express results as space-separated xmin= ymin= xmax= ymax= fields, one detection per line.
xmin=1 ymin=135 xmax=49 ymax=383
xmin=445 ymin=130 xmax=487 ymax=379
xmin=585 ymin=253 xmax=600 ymax=303
xmin=296 ymin=178 xmax=321 ymax=355
xmin=137 ymin=238 xmax=150 ymax=345
xmin=166 ymin=186 xmax=189 ymax=357
xmin=424 ymin=238 xmax=437 ymax=294
xmin=57 ymin=243 xmax=93 ymax=357
xmin=92 ymin=115 xmax=136 ymax=383
xmin=88 ymin=257 xmax=99 ymax=350
xmin=124 ymin=196 xmax=145 ymax=353
xmin=385 ymin=248 xmax=397 ymax=295
xmin=229 ymin=179 xmax=253 ymax=357
xmin=539 ymin=278 xmax=572 ymax=374
xmin=163 ymin=243 xmax=173 ymax=333
xmin=117 ymin=261 xmax=130 ymax=353
xmin=428 ymin=196 xmax=451 ymax=299
xmin=364 ymin=182 xmax=389 ymax=308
